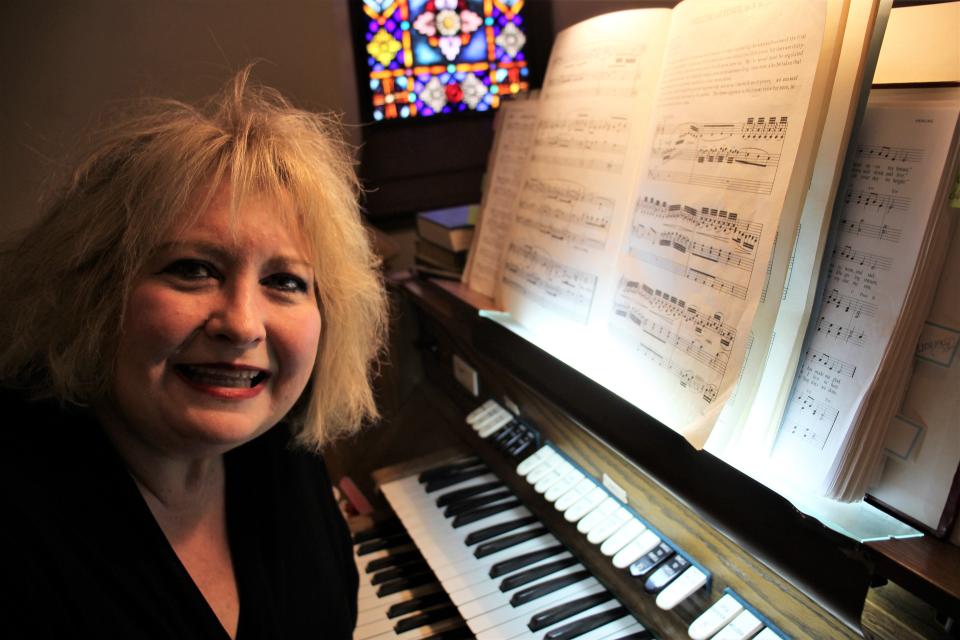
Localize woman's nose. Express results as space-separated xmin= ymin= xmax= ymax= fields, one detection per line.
xmin=204 ymin=282 xmax=266 ymax=347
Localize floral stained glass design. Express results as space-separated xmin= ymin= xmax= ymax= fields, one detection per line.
xmin=361 ymin=0 xmax=530 ymax=120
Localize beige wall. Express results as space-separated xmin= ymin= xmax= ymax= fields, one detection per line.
xmin=0 ymin=0 xmax=662 ymax=236
xmin=0 ymin=0 xmax=359 ymax=235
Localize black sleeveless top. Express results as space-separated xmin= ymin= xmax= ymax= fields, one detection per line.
xmin=0 ymin=391 xmax=358 ymax=639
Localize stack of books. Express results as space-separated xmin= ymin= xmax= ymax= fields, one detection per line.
xmin=414 ymin=205 xmax=477 ymax=278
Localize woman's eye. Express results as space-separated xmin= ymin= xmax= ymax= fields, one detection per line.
xmin=161 ymin=259 xmax=218 ymax=281
xmin=262 ymin=273 xmax=308 ymax=294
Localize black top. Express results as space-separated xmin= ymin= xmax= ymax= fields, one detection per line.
xmin=0 ymin=392 xmax=358 ymax=639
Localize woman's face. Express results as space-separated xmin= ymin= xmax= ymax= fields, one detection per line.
xmin=108 ymin=186 xmax=321 ymax=458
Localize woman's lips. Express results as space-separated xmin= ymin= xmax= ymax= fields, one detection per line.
xmin=174 ymin=363 xmax=270 ymax=399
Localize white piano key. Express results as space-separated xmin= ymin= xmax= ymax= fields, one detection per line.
xmin=447 ymin=550 xmax=576 ymax=606
xmin=457 ymin=563 xmax=589 ymax=620
xmin=534 ymin=461 xmax=576 ymax=494
xmin=753 ymin=628 xmax=783 ymax=640
xmin=432 ymin=531 xmax=559 ymax=583
xmin=712 ymin=608 xmax=763 ymax=640
xmin=611 ymin=530 xmax=661 ymax=569
xmin=466 ymin=399 xmax=499 ymax=424
xmin=554 ymin=477 xmax=595 ymax=512
xmin=365 ymin=616 xmax=463 ymax=640
xmin=516 ymin=446 xmax=553 ymax=476
xmin=655 ymin=565 xmax=708 ymax=610
xmin=687 ymin=593 xmax=744 ymax=639
xmin=544 ymin=467 xmax=587 ymax=502
xmin=485 ymin=593 xmax=620 ymax=639
xmin=564 ymin=486 xmax=609 ymax=522
xmin=356 ymin=583 xmax=442 ymax=613
xmin=586 ymin=507 xmax=633 ymax=545
xmin=550 ymin=608 xmax=637 ymax=640
xmin=577 ymin=497 xmax=622 ymax=535
xmin=599 ymin=519 xmax=646 ymax=557
xmin=468 ymin=577 xmax=605 ymax=636
xmin=526 ymin=456 xmax=563 ymax=485
xmin=477 ymin=412 xmax=515 ymax=438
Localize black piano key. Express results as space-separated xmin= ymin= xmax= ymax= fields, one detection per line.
xmin=543 ymin=606 xmax=630 ymax=640
xmin=417 ymin=458 xmax=482 ymax=483
xmin=376 ymin=572 xmax=437 ymax=597
xmin=356 ymin=532 xmax=412 ymax=556
xmin=527 ymin=591 xmax=615 ymax=631
xmin=491 ymin=423 xmax=518 ymax=444
xmin=488 ymin=544 xmax=566 ymax=578
xmin=452 ymin=498 xmax=523 ymax=527
xmin=509 ymin=438 xmax=535 ymax=457
xmin=364 ymin=550 xmax=422 ymax=573
xmin=393 ymin=605 xmax=461 ymax=633
xmin=386 ymin=591 xmax=452 ymax=618
xmin=464 ymin=515 xmax=539 ymax=546
xmin=609 ymin=631 xmax=654 ymax=640
xmin=499 ymin=557 xmax=580 ymax=592
xmin=643 ymin=554 xmax=690 ymax=593
xmin=352 ymin=517 xmax=402 ymax=544
xmin=435 ymin=481 xmax=504 ymax=507
xmin=628 ymin=542 xmax=674 ymax=577
xmin=369 ymin=560 xmax=431 ymax=585
xmin=474 ymin=526 xmax=548 ymax=558
xmin=509 ymin=569 xmax=591 ymax=607
xmin=424 ymin=467 xmax=490 ymax=493
xmin=443 ymin=489 xmax=514 ymax=517
xmin=421 ymin=625 xmax=474 ymax=640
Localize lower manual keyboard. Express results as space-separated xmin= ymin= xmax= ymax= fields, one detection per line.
xmin=378 ymin=458 xmax=654 ymax=640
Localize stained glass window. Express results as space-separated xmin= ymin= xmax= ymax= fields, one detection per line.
xmin=361 ymin=0 xmax=530 ymax=120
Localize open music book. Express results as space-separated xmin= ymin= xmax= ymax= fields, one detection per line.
xmin=464 ymin=0 xmax=895 ymax=500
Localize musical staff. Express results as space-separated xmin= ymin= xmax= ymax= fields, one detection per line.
xmin=815 ymin=315 xmax=865 ymax=347
xmin=854 ymin=143 xmax=924 ymax=163
xmin=613 ymin=304 xmax=729 ymax=375
xmin=823 ymin=288 xmax=877 ymax=319
xmin=803 ymin=348 xmax=857 ymax=378
xmin=635 ymin=343 xmax=720 ymax=404
xmin=838 ymin=217 xmax=902 ymax=242
xmin=633 ymin=197 xmax=762 ymax=252
xmin=647 ymin=116 xmax=788 ymax=194
xmin=843 ymin=189 xmax=910 ymax=212
xmin=543 ymin=40 xmax=646 ymax=98
xmin=619 ymin=279 xmax=737 ymax=347
xmin=530 ymin=152 xmax=625 ymax=174
xmin=631 ymin=223 xmax=756 ymax=271
xmin=629 ymin=247 xmax=749 ymax=300
xmin=501 ymin=243 xmax=598 ymax=324
xmin=831 ymin=244 xmax=892 ymax=271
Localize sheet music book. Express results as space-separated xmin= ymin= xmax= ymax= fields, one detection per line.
xmin=465 ymin=0 xmax=887 ymax=444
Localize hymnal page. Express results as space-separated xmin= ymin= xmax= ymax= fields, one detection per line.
xmin=464 ymin=99 xmax=539 ymax=299
xmin=709 ymin=0 xmax=887 ymax=458
xmin=495 ymin=9 xmax=671 ymax=338
xmin=768 ymin=99 xmax=960 ymax=497
xmin=608 ymin=0 xmax=834 ymax=443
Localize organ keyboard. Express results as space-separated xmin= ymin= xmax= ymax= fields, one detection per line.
xmin=343 ymin=274 xmax=959 ymax=639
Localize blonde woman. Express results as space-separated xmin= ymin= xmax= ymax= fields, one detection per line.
xmin=0 ymin=68 xmax=386 ymax=638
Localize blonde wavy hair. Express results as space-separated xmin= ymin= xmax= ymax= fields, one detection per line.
xmin=0 ymin=67 xmax=387 ymax=449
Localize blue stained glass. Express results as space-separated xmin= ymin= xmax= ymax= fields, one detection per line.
xmin=370 ymin=79 xmax=380 ymax=90
xmin=495 ymin=69 xmax=508 ymax=82
xmin=413 ymin=39 xmax=442 ymax=65
xmin=409 ymin=0 xmax=429 ymax=14
xmin=400 ymin=106 xmax=410 ymax=117
xmin=460 ymin=33 xmax=487 ymax=61
xmin=520 ymin=67 xmax=529 ymax=77
xmin=409 ymin=92 xmax=418 ymax=101
xmin=373 ymin=110 xmax=384 ymax=121
xmin=396 ymin=76 xmax=407 ymax=89
xmin=401 ymin=20 xmax=410 ymax=30
xmin=485 ymin=17 xmax=494 ymax=26
xmin=490 ymin=85 xmax=499 ymax=94
xmin=385 ymin=19 xmax=395 ymax=31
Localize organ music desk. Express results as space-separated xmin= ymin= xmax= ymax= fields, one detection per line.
xmin=338 ymin=273 xmax=960 ymax=639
